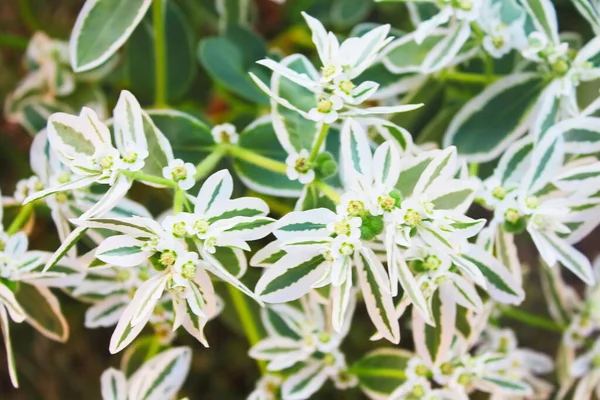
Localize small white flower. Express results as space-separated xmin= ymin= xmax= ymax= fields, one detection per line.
xmin=94 ymin=147 xmax=125 ymax=184
xmin=522 ymin=31 xmax=549 ymax=61
xmin=162 ymin=158 xmax=196 ymax=190
xmin=327 ymin=216 xmax=362 ymax=239
xmin=248 ymin=374 xmax=282 ymax=400
xmin=211 ymin=123 xmax=239 ymax=144
xmin=285 ymin=149 xmax=315 ymax=184
xmin=307 ymin=96 xmax=344 ymax=124
xmin=13 ymin=176 xmax=44 ymax=203
xmin=162 ymin=213 xmax=193 ymax=238
xmin=121 ymin=143 xmax=149 ymax=172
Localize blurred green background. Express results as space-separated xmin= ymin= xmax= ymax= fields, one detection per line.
xmin=0 ymin=0 xmax=598 ymax=398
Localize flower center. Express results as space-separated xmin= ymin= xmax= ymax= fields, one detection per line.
xmin=159 ymin=250 xmax=177 ymax=267
xmin=525 ymin=196 xmax=539 ymax=209
xmin=423 ymin=255 xmax=441 ymax=270
xmin=99 ymin=155 xmax=115 ymax=169
xmin=491 ymin=185 xmax=506 ymax=200
xmin=415 ymin=364 xmax=430 ymax=377
xmin=181 ymin=261 xmax=197 ymax=280
xmin=57 ymin=173 xmax=71 ymax=184
xmin=171 ymin=166 xmax=188 ymax=181
xmin=193 ymin=219 xmax=209 ymax=235
xmin=294 ymin=157 xmax=310 ymax=174
xmin=492 ymin=35 xmax=505 ymax=49
xmin=317 ymin=99 xmax=333 ymax=114
xmin=379 ymin=195 xmax=396 ymax=212
xmin=123 ymin=150 xmax=138 ymax=164
xmin=322 ymin=64 xmax=337 ymax=79
xmin=116 ymin=269 xmax=131 ymax=282
xmin=457 ymin=373 xmax=471 ymax=386
xmin=346 ymin=200 xmax=365 ymax=216
xmin=172 ymin=222 xmax=187 ymax=237
xmin=339 ymin=242 xmax=354 ymax=256
xmin=332 ymin=220 xmax=352 ymax=236
xmin=504 ymin=208 xmax=520 ymax=224
xmin=404 ymin=209 xmax=422 ymax=226
xmin=339 ymin=80 xmax=355 ymax=95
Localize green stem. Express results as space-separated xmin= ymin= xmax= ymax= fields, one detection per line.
xmin=442 ymin=70 xmax=502 ymax=84
xmin=194 ymin=146 xmax=226 ymax=180
xmin=18 ymin=0 xmax=42 ymax=32
xmin=153 ymin=0 xmax=167 ymax=108
xmin=226 ymin=285 xmax=267 ymax=374
xmin=121 ymin=170 xmax=177 ymax=188
xmin=0 ymin=34 xmax=28 ymax=50
xmin=501 ymin=308 xmax=563 ymax=333
xmin=484 ymin=54 xmax=494 ymax=81
xmin=469 ymin=162 xmax=479 ymax=177
xmin=6 ymin=203 xmax=34 ymax=236
xmin=173 ymin=189 xmax=184 ymax=215
xmin=314 ymin=180 xmax=340 ymax=204
xmin=308 ymin=123 xmax=330 ymax=162
xmin=227 ymin=146 xmax=287 ymax=175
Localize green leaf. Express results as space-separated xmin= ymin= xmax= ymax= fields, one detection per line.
xmin=147 ymin=109 xmax=215 ymax=165
xmin=15 ymin=284 xmax=68 ymax=342
xmin=198 ymin=26 xmax=268 ymax=104
xmin=351 ymin=348 xmax=411 ymax=399
xmin=331 ymin=0 xmax=373 ymax=29
xmin=383 ymin=32 xmax=446 ymax=74
xmin=233 ymin=118 xmax=303 ymax=197
xmin=444 ymin=74 xmax=546 ymax=162
xmin=125 ymin=1 xmax=196 ymax=103
xmin=431 ymin=188 xmax=474 ymax=210
xmin=521 ymin=0 xmax=559 ymax=43
xmin=70 ymin=0 xmax=152 ymax=72
xmin=272 ymin=55 xmax=320 ymax=154
xmin=258 ymin=255 xmax=326 ymax=298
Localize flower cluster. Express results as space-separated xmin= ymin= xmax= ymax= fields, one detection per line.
xmin=2 ymin=0 xmax=600 ymax=398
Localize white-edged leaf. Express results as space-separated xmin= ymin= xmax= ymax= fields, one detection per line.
xmin=444 ymin=73 xmax=545 ymax=162
xmin=255 ymin=251 xmax=328 ymax=303
xmin=356 ymin=250 xmax=400 ymax=344
xmin=70 ymin=0 xmax=153 ymax=72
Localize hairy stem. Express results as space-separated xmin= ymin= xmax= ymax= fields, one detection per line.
xmin=502 ymin=308 xmax=563 ymax=333
xmin=6 ymin=203 xmax=34 ymax=236
xmin=153 ymin=0 xmax=167 ymax=108
xmin=226 ymin=285 xmax=267 ymax=374
xmin=309 ymin=123 xmax=330 ymax=162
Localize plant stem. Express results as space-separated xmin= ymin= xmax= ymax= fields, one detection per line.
xmin=194 ymin=146 xmax=226 ymax=180
xmin=227 ymin=146 xmax=288 ymax=175
xmin=314 ymin=180 xmax=340 ymax=204
xmin=442 ymin=70 xmax=502 ymax=84
xmin=121 ymin=170 xmax=177 ymax=188
xmin=501 ymin=308 xmax=563 ymax=333
xmin=484 ymin=54 xmax=494 ymax=81
xmin=18 ymin=0 xmax=42 ymax=32
xmin=0 ymin=34 xmax=28 ymax=50
xmin=173 ymin=189 xmax=184 ymax=215
xmin=6 ymin=203 xmax=34 ymax=236
xmin=469 ymin=162 xmax=479 ymax=177
xmin=226 ymin=285 xmax=267 ymax=374
xmin=309 ymin=123 xmax=330 ymax=162
xmin=153 ymin=0 xmax=167 ymax=108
